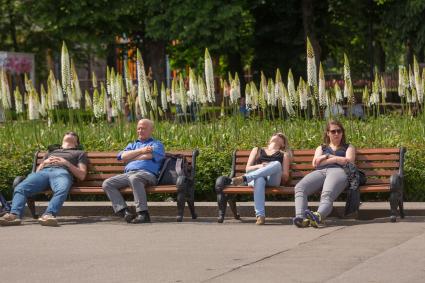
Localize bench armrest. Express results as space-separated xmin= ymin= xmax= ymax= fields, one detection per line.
xmin=13 ymin=176 xmax=26 ymax=189
xmin=190 ymin=149 xmax=199 ymax=180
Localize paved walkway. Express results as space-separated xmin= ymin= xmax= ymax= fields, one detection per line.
xmin=1 ymin=216 xmax=425 ymax=283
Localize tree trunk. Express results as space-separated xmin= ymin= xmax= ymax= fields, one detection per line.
xmin=375 ymin=41 xmax=385 ymax=73
xmin=405 ymin=39 xmax=414 ymax=66
xmin=143 ymin=39 xmax=166 ymax=86
xmin=368 ymin=0 xmax=375 ymax=80
xmin=302 ymin=0 xmax=321 ymax=64
xmin=7 ymin=0 xmax=19 ymax=51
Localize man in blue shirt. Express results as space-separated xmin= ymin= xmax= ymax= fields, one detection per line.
xmin=103 ymin=119 xmax=165 ymax=223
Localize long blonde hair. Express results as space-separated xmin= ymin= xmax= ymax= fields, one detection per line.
xmin=272 ymin=132 xmax=293 ymax=158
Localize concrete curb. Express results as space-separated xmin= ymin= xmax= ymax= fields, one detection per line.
xmin=24 ymin=201 xmax=425 ymax=220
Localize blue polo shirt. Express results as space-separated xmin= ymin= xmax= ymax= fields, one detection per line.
xmin=117 ymin=138 xmax=165 ymax=176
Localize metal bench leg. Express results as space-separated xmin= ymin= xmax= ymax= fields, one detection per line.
xmin=228 ymin=197 xmax=240 ymax=220
xmin=389 ymin=191 xmax=399 ymax=222
xmin=176 ymin=188 xmax=185 ymax=222
xmin=399 ymin=199 xmax=405 ymax=219
xmin=27 ymin=198 xmax=38 ymax=219
xmin=186 ymin=183 xmax=197 ymax=219
xmin=217 ymin=192 xmax=227 ymax=223
xmin=389 ymin=174 xmax=403 ymax=223
xmin=215 ymin=176 xmax=232 ymax=223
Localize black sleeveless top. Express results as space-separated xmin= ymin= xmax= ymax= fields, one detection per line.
xmin=317 ymin=144 xmax=349 ymax=169
xmin=255 ymin=148 xmax=284 ymax=164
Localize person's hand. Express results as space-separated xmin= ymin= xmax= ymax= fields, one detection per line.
xmin=45 ymin=156 xmax=70 ymax=167
xmin=261 ymin=162 xmax=269 ymax=167
xmin=336 ymin=157 xmax=348 ymax=166
xmin=314 ymin=155 xmax=327 ymax=167
xmin=143 ymin=146 xmax=153 ymax=154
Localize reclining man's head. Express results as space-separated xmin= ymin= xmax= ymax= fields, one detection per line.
xmin=62 ymin=131 xmax=80 ymax=148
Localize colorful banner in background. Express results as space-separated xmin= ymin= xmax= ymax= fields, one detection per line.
xmin=0 ymin=51 xmax=35 ymax=82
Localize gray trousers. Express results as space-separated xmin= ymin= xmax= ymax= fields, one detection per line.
xmin=102 ymin=170 xmax=157 ymax=213
xmin=294 ymin=167 xmax=348 ymax=218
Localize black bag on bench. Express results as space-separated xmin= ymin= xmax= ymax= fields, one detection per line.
xmin=157 ymin=153 xmax=191 ymax=185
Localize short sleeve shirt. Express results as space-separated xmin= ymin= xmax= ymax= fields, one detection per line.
xmin=43 ymin=148 xmax=88 ymax=170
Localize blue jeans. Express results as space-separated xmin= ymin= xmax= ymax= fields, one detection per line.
xmin=11 ymin=168 xmax=73 ymax=217
xmin=246 ymin=161 xmax=282 ymax=217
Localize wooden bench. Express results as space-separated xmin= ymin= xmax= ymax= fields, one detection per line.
xmin=215 ymin=147 xmax=406 ymax=223
xmin=13 ymin=150 xmax=199 ymax=222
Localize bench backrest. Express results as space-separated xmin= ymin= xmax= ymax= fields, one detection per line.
xmin=232 ymin=148 xmax=405 ymax=186
xmin=33 ymin=150 xmax=198 ymax=188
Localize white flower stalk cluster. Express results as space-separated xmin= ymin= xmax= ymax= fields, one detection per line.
xmin=362 ymin=86 xmax=370 ymax=106
xmin=343 ymin=53 xmax=354 ymax=104
xmin=136 ymin=50 xmax=148 ymax=117
xmin=318 ymin=62 xmax=326 ymax=107
xmin=413 ymin=56 xmax=423 ymax=103
xmin=334 ymin=82 xmax=343 ymax=103
xmin=124 ymin=60 xmax=133 ymax=94
xmin=306 ymin=37 xmax=317 ymax=87
xmin=85 ymin=90 xmax=92 ymax=110
xmin=178 ymin=74 xmax=188 ymax=113
xmin=369 ymin=72 xmax=380 ymax=106
xmin=298 ymin=77 xmax=308 ymax=110
xmin=229 ymin=72 xmax=241 ymax=104
xmin=275 ymin=69 xmax=286 ymax=108
xmin=110 ymin=69 xmax=125 ymax=117
xmin=398 ymin=66 xmax=406 ymax=97
xmin=39 ymin=85 xmax=48 ymax=117
xmin=93 ymin=83 xmax=106 ymax=119
xmin=397 ymin=58 xmax=424 ymax=104
xmin=13 ymin=88 xmax=23 ymax=113
xmin=381 ymin=77 xmax=387 ymax=104
xmin=61 ymin=42 xmax=72 ymax=97
xmin=160 ymin=82 xmax=168 ymax=111
xmin=47 ymin=70 xmax=60 ymax=109
xmin=204 ymin=48 xmax=215 ymax=103
xmin=67 ymin=61 xmax=81 ymax=109
xmin=248 ymin=81 xmax=259 ymax=110
xmin=284 ymin=80 xmax=295 ymax=116
xmin=0 ymin=69 xmax=12 ymax=110
xmin=188 ymin=68 xmax=199 ymax=103
xmin=150 ymin=81 xmax=158 ymax=114
xmin=27 ymin=85 xmax=40 ymax=120
xmin=287 ymin=69 xmax=296 ymax=108
xmin=198 ymin=75 xmax=207 ymax=104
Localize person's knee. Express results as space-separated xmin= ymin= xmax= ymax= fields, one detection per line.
xmin=269 ymin=161 xmax=282 ymax=170
xmin=102 ymin=178 xmax=113 ymax=191
xmin=254 ymin=177 xmax=266 ymax=187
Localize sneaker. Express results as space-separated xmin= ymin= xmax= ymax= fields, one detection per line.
xmin=304 ymin=210 xmax=322 ymax=228
xmin=293 ymin=216 xmax=310 ymax=228
xmin=0 ymin=213 xmax=21 ymax=226
xmin=231 ymin=176 xmax=245 ymax=186
xmin=131 ymin=211 xmax=151 ymax=224
xmin=256 ymin=216 xmax=265 ymax=225
xmin=38 ymin=214 xmax=59 ymax=227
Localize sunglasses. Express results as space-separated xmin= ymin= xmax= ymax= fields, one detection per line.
xmin=329 ymin=129 xmax=342 ymax=135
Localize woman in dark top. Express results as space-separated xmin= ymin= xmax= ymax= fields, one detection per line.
xmin=293 ymin=120 xmax=355 ymax=228
xmin=232 ymin=133 xmax=292 ymax=225
xmin=0 ymin=131 xmax=88 ymax=227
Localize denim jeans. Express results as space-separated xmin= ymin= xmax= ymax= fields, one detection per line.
xmin=11 ymin=167 xmax=73 ymax=217
xmin=246 ymin=161 xmax=282 ymax=217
